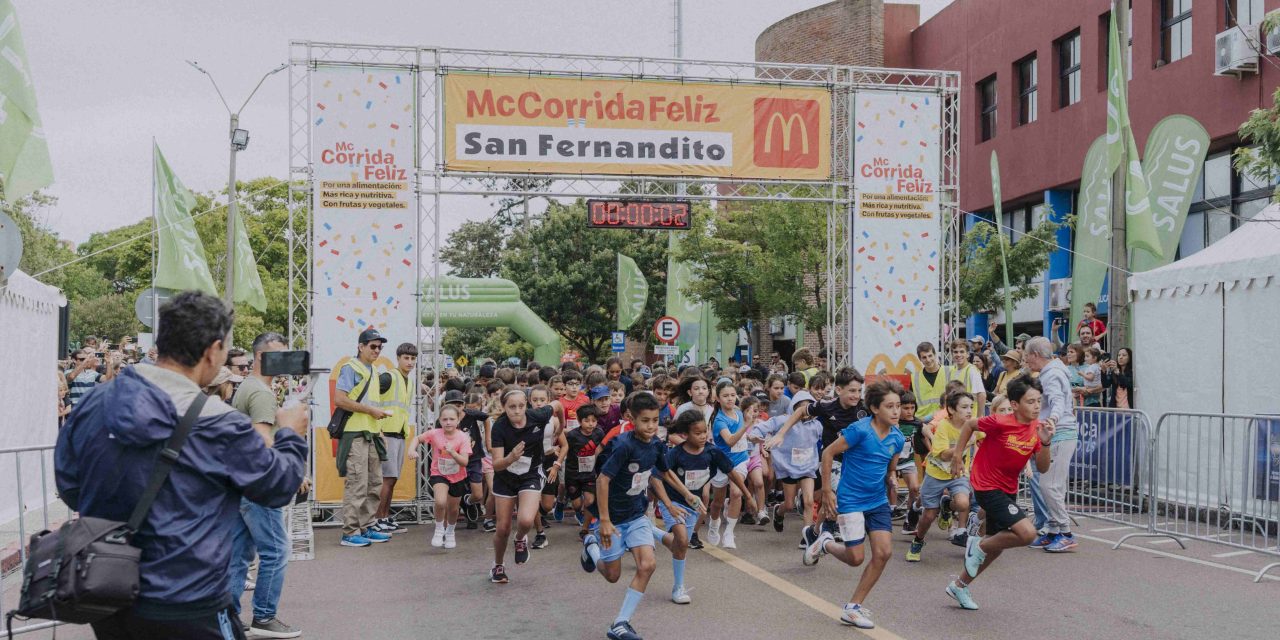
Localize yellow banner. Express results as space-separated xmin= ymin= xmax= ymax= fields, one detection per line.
xmin=444 ymin=74 xmax=831 ymax=180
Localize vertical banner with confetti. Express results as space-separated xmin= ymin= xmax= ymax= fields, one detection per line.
xmin=311 ymin=65 xmax=417 ymax=401
xmin=850 ymin=90 xmax=942 ymax=378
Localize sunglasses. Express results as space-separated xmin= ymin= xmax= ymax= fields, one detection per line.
xmin=367 ymin=343 xmax=383 ymax=351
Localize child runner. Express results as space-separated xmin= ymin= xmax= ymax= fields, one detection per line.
xmin=943 ymin=377 xmax=1054 ymax=610
xmin=456 ymin=392 xmax=490 ymax=530
xmin=659 ymin=410 xmax=752 ymax=603
xmin=565 ymin=404 xmax=606 ymax=538
xmin=530 ymin=385 xmax=567 ymax=549
xmin=707 ymin=381 xmax=753 ymax=548
xmin=897 ymin=392 xmax=924 ymax=536
xmin=801 ymin=380 xmax=906 ymax=629
xmin=555 ymin=370 xmax=589 ymax=431
xmin=907 ymin=390 xmax=976 ymax=562
xmin=674 ymin=375 xmax=713 ymax=420
xmin=488 ymin=389 xmax=555 ymax=583
xmin=411 ymin=404 xmax=472 ymax=549
xmin=751 ymin=390 xmax=822 ymax=544
xmin=580 ymin=393 xmax=685 ymax=640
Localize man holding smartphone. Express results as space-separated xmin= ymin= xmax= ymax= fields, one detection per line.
xmin=227 ymin=332 xmax=302 ymax=638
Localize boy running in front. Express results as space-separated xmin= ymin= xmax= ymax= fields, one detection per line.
xmin=580 ymin=393 xmax=686 ymax=640
xmin=944 ymin=377 xmax=1054 ymax=610
xmin=801 ymin=380 xmax=906 ymax=629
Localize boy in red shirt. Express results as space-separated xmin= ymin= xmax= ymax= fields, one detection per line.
xmin=943 ymin=376 xmax=1055 ymax=611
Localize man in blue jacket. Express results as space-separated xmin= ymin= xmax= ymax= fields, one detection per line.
xmin=56 ymin=291 xmax=309 ymax=640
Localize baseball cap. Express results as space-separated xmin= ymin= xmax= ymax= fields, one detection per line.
xmin=1015 ymin=332 xmax=1033 ymax=342
xmin=968 ymin=335 xmax=984 ymax=343
xmin=358 ymin=328 xmax=387 ymax=344
xmin=738 ymin=365 xmax=752 ymax=374
xmin=639 ymin=365 xmax=652 ymax=379
xmin=443 ymin=389 xmax=466 ymax=405
xmin=589 ymin=385 xmax=611 ymax=401
xmin=752 ymin=390 xmax=769 ymax=403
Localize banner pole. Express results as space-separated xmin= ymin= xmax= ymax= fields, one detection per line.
xmin=1107 ymin=0 xmax=1131 ymax=349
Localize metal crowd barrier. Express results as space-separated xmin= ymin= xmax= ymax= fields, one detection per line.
xmin=0 ymin=445 xmax=72 ymax=636
xmin=1145 ymin=412 xmax=1280 ymax=583
xmin=1065 ymin=407 xmax=1168 ymax=537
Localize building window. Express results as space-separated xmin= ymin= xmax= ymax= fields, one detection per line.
xmin=1017 ymin=55 xmax=1037 ymax=125
xmin=1100 ymin=7 xmax=1133 ymax=90
xmin=1057 ymin=31 xmax=1081 ymax=108
xmin=1178 ymin=147 xmax=1275 ymax=258
xmin=978 ymin=75 xmax=997 ymax=142
xmin=1161 ymin=0 xmax=1193 ymax=64
xmin=1225 ymin=0 xmax=1265 ymax=28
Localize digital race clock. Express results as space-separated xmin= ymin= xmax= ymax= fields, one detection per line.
xmin=586 ymin=199 xmax=692 ymax=230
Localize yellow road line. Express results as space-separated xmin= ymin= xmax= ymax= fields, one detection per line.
xmin=700 ymin=544 xmax=908 ymax=640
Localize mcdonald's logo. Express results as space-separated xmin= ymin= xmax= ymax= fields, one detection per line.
xmin=753 ymin=98 xmax=820 ymax=169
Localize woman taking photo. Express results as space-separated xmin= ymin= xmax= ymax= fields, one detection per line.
xmin=1103 ymin=348 xmax=1134 ymax=408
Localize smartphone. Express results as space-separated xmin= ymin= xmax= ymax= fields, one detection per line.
xmin=94 ymin=352 xmax=105 ymax=359
xmin=260 ymin=350 xmax=311 ymax=377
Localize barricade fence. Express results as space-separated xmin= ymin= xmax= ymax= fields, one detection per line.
xmin=0 ymin=445 xmax=72 ymax=636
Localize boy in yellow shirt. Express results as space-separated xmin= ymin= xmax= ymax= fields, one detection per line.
xmin=906 ymin=390 xmax=977 ymax=562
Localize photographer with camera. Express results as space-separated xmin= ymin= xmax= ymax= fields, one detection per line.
xmin=54 ymin=291 xmax=308 ymax=639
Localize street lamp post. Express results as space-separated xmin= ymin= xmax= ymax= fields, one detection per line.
xmin=187 ymin=61 xmax=287 ymax=306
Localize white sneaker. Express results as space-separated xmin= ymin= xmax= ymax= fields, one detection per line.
xmin=721 ymin=531 xmax=737 ymax=549
xmin=803 ymin=531 xmax=833 ymax=566
xmin=706 ymin=522 xmax=721 ymax=547
xmin=840 ymin=603 xmax=875 ymax=629
xmin=671 ymin=585 xmax=691 ymax=604
xmin=444 ymin=530 xmax=456 ymax=549
xmin=431 ymin=529 xmax=445 ymax=548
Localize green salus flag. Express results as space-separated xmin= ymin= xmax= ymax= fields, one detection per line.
xmin=153 ymin=143 xmax=217 ymax=295
xmin=616 ymin=252 xmax=648 ymax=330
xmin=0 ymin=0 xmax=53 ymax=200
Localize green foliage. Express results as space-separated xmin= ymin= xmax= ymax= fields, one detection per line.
xmin=442 ymin=326 xmax=532 ymax=365
xmin=440 ymin=219 xmax=504 ymax=278
xmin=1234 ymin=87 xmax=1280 ymax=197
xmin=674 ymin=196 xmax=829 ymax=352
xmin=501 ymin=201 xmax=668 ymax=361
xmin=68 ymin=293 xmax=142 ymax=344
xmin=958 ymin=213 xmax=1070 ymax=318
xmin=6 ymin=193 xmax=113 ymax=301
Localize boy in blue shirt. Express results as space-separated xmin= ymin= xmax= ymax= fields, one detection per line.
xmin=801 ymin=380 xmax=906 ymax=630
xmin=580 ymin=393 xmax=687 ymax=640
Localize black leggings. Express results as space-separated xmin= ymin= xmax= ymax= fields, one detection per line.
xmin=91 ymin=604 xmax=247 ymax=640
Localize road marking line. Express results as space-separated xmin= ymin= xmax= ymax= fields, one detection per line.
xmin=701 ymin=544 xmax=908 ymax=640
xmin=1090 ymin=526 xmax=1134 ymax=532
xmin=1075 ymin=533 xmax=1280 ymax=583
xmin=1211 ymin=550 xmax=1255 ymax=558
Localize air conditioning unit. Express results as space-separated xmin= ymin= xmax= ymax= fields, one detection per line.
xmin=1047 ymin=279 xmax=1070 ymax=311
xmin=1215 ymin=24 xmax=1260 ymax=76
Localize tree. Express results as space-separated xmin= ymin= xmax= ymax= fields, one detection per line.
xmin=69 ymin=293 xmax=142 ymax=344
xmin=674 ymin=197 xmax=830 ymax=353
xmin=6 ymin=192 xmax=113 ymax=303
xmin=957 ymin=213 xmax=1070 ymax=319
xmin=442 ymin=326 xmax=533 ymax=365
xmin=501 ymin=201 xmax=667 ymax=361
xmin=440 ymin=219 xmax=504 ymax=278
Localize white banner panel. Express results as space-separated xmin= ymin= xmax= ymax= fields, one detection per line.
xmin=311 ymin=66 xmax=417 ymax=387
xmin=851 ymin=90 xmax=942 ymax=377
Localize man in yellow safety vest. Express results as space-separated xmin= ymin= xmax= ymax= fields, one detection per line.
xmin=335 ymin=329 xmax=393 ymax=547
xmin=370 ymin=343 xmax=418 ymax=534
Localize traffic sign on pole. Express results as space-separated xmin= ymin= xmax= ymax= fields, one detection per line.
xmin=653 ymin=316 xmax=681 ymax=344
xmin=611 ymin=331 xmax=626 ymax=353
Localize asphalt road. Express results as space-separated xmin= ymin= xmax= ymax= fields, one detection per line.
xmin=12 ymin=512 xmax=1280 ymax=639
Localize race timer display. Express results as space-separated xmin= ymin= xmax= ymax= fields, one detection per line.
xmin=586 ymin=200 xmax=691 ymax=230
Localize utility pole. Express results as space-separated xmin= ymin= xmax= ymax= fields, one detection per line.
xmin=1107 ymin=0 xmax=1130 ymax=349
xmin=188 ymin=61 xmax=287 ymax=307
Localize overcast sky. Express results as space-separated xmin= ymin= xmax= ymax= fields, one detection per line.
xmin=20 ymin=0 xmax=950 ymax=245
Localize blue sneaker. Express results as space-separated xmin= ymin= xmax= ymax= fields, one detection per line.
xmin=1028 ymin=532 xmax=1054 ymax=549
xmin=1045 ymin=533 xmax=1078 ymax=553
xmin=963 ymin=535 xmax=986 ymax=578
xmin=340 ymin=533 xmax=371 ymax=547
xmin=580 ymin=534 xmax=599 ymax=573
xmin=553 ymin=501 xmax=565 ymax=523
xmin=946 ymin=581 xmax=979 ymax=610
xmin=363 ymin=529 xmax=392 ymax=543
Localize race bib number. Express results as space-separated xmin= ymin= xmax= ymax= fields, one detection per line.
xmin=437 ymin=455 xmax=460 ymax=476
xmin=791 ymin=447 xmax=814 ymax=466
xmin=731 ymin=433 xmax=750 ymax=453
xmin=628 ymin=470 xmax=652 ymax=496
xmin=684 ymin=468 xmax=711 ymax=491
xmin=900 ymin=440 xmax=914 ymax=459
xmin=577 ymin=455 xmax=596 ymax=474
xmin=565 ymin=418 xmax=580 ymax=430
xmin=837 ymin=511 xmax=867 ymax=544
xmin=509 ymin=455 xmax=532 ymax=476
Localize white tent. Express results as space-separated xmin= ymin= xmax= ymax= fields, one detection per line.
xmin=1130 ymin=204 xmax=1280 ymax=417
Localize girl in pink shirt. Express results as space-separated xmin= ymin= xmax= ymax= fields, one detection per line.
xmin=411 ymin=404 xmax=472 ymax=549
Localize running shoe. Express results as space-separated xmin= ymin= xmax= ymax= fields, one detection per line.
xmin=963 ymin=535 xmax=986 ymax=578
xmin=575 ymin=511 xmax=586 ymax=526
xmin=443 ymin=530 xmax=456 ymax=549
xmin=891 ymin=506 xmax=907 ymax=521
xmin=363 ymin=529 xmax=391 ymax=543
xmin=482 ymin=519 xmax=496 ymax=533
xmin=946 ymin=581 xmax=979 ymax=610
xmin=249 ymin=617 xmax=301 ymax=639
xmin=706 ymin=522 xmax=721 ymax=547
xmin=340 ymin=533 xmax=371 ymax=547
xmin=839 ymin=603 xmax=875 ymax=629
xmin=671 ymin=585 xmax=691 ymax=605
xmin=580 ymin=534 xmax=599 ymax=573
xmin=1028 ymin=532 xmax=1054 ymax=549
xmin=803 ymin=530 xmax=833 ymax=566
xmin=688 ymin=531 xmax=704 ymax=549
xmin=938 ymin=495 xmax=953 ymax=531
xmin=514 ymin=537 xmax=530 ymax=564
xmin=757 ymin=511 xmax=771 ymax=527
xmin=490 ymin=564 xmax=509 ymax=584
xmin=950 ymin=530 xmax=969 ymax=547
xmin=532 ymin=532 xmax=549 ymax=549
xmin=800 ymin=524 xmax=818 ymax=549
xmin=382 ymin=518 xmax=408 ymax=534
xmin=1045 ymin=533 xmax=1078 ymax=553
xmin=431 ymin=529 xmax=445 ymax=548
xmin=772 ymin=504 xmax=785 ymax=533
xmin=721 ymin=531 xmax=737 ymax=549
xmin=606 ymin=621 xmax=643 ymax=640
xmin=466 ymin=519 xmax=478 ymax=530
xmin=465 ymin=498 xmax=483 ymax=523
xmin=553 ymin=501 xmax=565 ymax=523
xmin=966 ymin=511 xmax=981 ymax=538
xmin=900 ymin=520 xmax=916 ymax=536
xmin=740 ymin=512 xmax=757 ymax=526
xmin=906 ymin=502 xmax=921 ymax=532
xmin=906 ymin=538 xmax=924 ymax=562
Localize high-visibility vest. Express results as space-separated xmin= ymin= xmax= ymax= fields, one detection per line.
xmin=342 ymin=360 xmax=381 ymax=434
xmin=910 ymin=366 xmax=953 ymax=421
xmin=376 ymin=369 xmax=413 ymax=437
xmin=951 ymin=363 xmax=982 ymax=395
